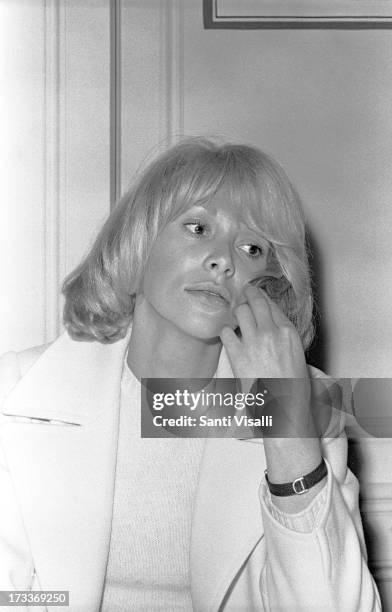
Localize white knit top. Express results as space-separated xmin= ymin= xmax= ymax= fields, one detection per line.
xmin=101 ymin=364 xmax=205 ymax=611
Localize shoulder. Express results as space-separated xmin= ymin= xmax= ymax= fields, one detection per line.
xmin=0 ymin=343 xmax=52 ymax=402
xmin=14 ymin=343 xmax=52 ymax=376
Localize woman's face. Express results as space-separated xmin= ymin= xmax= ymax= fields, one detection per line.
xmin=140 ymin=186 xmax=273 ymax=341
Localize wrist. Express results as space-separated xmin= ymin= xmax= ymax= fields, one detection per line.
xmin=263 ymin=437 xmax=322 ymax=483
xmin=265 ymin=457 xmax=327 ymax=497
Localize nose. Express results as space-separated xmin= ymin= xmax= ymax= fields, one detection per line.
xmin=204 ymin=244 xmax=235 ymax=278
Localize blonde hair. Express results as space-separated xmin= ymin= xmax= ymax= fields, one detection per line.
xmin=63 ymin=137 xmax=314 ymax=347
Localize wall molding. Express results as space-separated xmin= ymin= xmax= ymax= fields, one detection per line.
xmin=42 ymin=0 xmax=67 ymax=342
xmin=352 ymin=443 xmax=392 ymax=592
xmin=111 ymin=0 xmax=183 ymax=199
xmin=371 ymin=563 xmax=392 ymax=583
xmin=160 ymin=0 xmax=184 ymax=144
xmin=110 ymin=0 xmax=121 ymax=207
xmin=203 ymin=0 xmax=392 ymax=29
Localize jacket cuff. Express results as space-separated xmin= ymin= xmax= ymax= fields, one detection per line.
xmin=262 ymin=474 xmax=328 ymax=533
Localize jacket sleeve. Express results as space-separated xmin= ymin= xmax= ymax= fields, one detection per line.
xmin=258 ymin=432 xmax=382 ymax=611
xmin=0 ymin=352 xmax=36 ymax=594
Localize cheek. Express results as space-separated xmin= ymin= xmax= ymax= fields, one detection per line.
xmin=233 ymin=263 xmax=258 ymax=290
xmin=230 ymin=260 xmax=270 ymax=306
xmin=141 ymin=243 xmax=190 ymax=300
xmin=240 ymin=254 xmax=270 ymax=282
xmin=142 ymin=239 xmax=175 ymax=288
xmin=142 ymin=255 xmax=165 ymax=301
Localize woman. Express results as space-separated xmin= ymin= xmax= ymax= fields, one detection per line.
xmin=0 ymin=138 xmax=380 ymax=610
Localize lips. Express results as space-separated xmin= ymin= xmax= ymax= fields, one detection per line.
xmin=185 ymin=283 xmax=231 ymax=305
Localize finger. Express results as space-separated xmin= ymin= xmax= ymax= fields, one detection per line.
xmin=247 ymin=284 xmax=292 ymax=329
xmin=232 ymin=302 xmax=257 ymax=340
xmin=243 ymin=285 xmax=277 ymax=330
xmin=263 ymin=292 xmax=293 ymax=328
xmin=219 ymin=325 xmax=241 ymax=355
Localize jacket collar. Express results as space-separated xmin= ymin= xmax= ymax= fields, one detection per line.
xmin=2 ymin=328 xmax=132 ymax=425
xmin=2 ymin=326 xmax=238 ymax=426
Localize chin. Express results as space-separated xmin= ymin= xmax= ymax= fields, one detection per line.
xmin=180 ymin=314 xmax=236 ymax=342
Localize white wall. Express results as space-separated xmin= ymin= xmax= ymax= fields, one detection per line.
xmin=183 ymin=22 xmax=392 ymax=378
xmin=1 ymin=1 xmax=46 ymax=352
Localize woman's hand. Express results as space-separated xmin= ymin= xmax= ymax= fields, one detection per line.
xmin=220 ymin=285 xmax=324 ymax=512
xmin=220 ymin=284 xmax=312 ymax=434
xmin=220 ymin=284 xmax=308 ymax=380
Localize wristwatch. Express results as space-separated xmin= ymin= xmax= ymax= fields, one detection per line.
xmin=264 ymin=458 xmax=327 ymax=496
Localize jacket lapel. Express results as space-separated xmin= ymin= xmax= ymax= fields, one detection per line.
xmin=1 ymin=330 xmax=130 ymax=610
xmin=190 ymin=437 xmax=266 ymax=611
xmin=190 ymin=349 xmax=266 ymax=611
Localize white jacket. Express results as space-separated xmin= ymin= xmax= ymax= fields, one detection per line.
xmin=0 ymin=330 xmax=381 ymax=611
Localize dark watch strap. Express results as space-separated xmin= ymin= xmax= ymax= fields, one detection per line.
xmin=265 ymin=458 xmax=328 ymax=496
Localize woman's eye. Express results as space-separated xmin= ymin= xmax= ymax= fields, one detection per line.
xmin=240 ymin=244 xmax=264 ymax=258
xmin=184 ymin=222 xmax=207 ymax=236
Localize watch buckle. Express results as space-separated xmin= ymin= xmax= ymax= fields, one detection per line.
xmin=292 ymin=476 xmax=308 ymax=495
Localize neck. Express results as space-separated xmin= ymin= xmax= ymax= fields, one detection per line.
xmin=127 ymin=296 xmax=222 ymax=380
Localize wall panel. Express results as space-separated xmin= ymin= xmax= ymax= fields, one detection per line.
xmin=1 ymin=0 xmax=111 ymax=353
xmin=119 ymin=0 xmax=184 ymax=189
xmin=1 ymin=1 xmax=46 ymax=353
